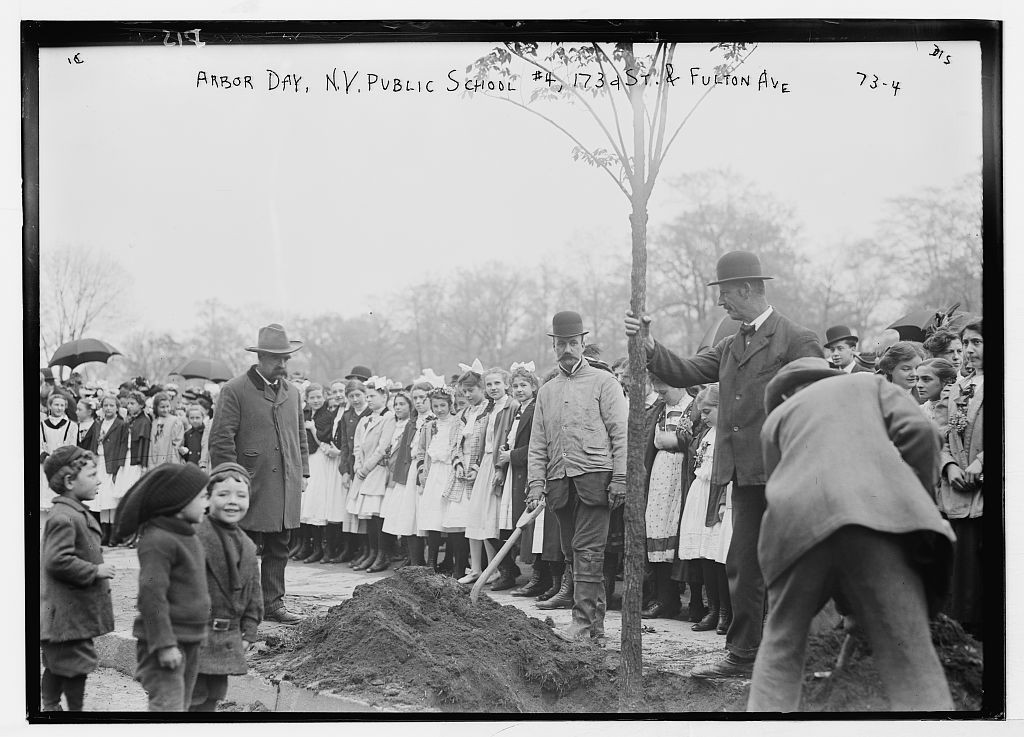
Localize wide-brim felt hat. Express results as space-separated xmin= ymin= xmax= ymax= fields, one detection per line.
xmin=824 ymin=325 xmax=859 ymax=348
xmin=707 ymin=251 xmax=774 ymax=286
xmin=764 ymin=357 xmax=842 ymax=414
xmin=547 ymin=311 xmax=589 ymax=338
xmin=345 ymin=365 xmax=373 ymax=381
xmin=246 ymin=323 xmax=303 ymax=354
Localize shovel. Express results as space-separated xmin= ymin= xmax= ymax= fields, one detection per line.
xmin=470 ymin=500 xmax=546 ymax=604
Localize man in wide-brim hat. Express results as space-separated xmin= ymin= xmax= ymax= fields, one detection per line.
xmin=749 ymin=358 xmax=954 ymax=711
xmin=526 ymin=311 xmax=628 ymax=645
xmin=210 ymin=323 xmax=309 ymax=624
xmin=624 ymin=251 xmax=823 ymax=679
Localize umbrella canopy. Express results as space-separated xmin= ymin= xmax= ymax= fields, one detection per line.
xmin=887 ymin=305 xmax=966 ymax=343
xmin=698 ymin=314 xmax=742 ymax=353
xmin=174 ymin=357 xmax=234 ymax=383
xmin=48 ymin=338 xmax=122 ymax=369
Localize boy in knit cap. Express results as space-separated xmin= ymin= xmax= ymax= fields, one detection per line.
xmin=189 ymin=462 xmax=264 ymax=712
xmin=40 ymin=446 xmax=116 ymax=711
xmin=115 ymin=463 xmax=211 ymax=711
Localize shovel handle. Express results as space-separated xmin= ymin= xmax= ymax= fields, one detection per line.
xmin=470 ymin=501 xmax=545 ymax=604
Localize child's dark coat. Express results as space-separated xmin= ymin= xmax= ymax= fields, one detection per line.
xmin=195 ymin=517 xmax=263 ymax=674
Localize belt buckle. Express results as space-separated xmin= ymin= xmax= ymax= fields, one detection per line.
xmin=212 ymin=618 xmax=231 ymax=631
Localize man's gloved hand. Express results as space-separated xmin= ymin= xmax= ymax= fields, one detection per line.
xmin=607 ymin=481 xmax=627 ymax=510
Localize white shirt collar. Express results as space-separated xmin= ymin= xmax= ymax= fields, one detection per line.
xmin=749 ymin=305 xmax=774 ymax=331
xmin=843 ymin=361 xmax=856 ymax=374
xmin=254 ymin=368 xmax=279 ymax=387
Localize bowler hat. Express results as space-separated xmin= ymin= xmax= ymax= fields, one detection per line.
xmin=824 ymin=325 xmax=858 ymax=349
xmin=547 ymin=311 xmax=589 ymax=338
xmin=707 ymin=251 xmax=774 ymax=286
xmin=246 ymin=323 xmax=303 ymax=354
xmin=345 ymin=365 xmax=373 ymax=381
xmin=764 ymin=357 xmax=842 ymax=414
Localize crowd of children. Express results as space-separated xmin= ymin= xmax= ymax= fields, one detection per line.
xmin=37 ymin=309 xmax=987 ymax=711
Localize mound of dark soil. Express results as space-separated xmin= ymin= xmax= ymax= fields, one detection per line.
xmin=801 ymin=614 xmax=983 ymax=712
xmin=259 ymin=567 xmax=607 ymax=712
xmin=253 ymin=569 xmax=983 ymax=713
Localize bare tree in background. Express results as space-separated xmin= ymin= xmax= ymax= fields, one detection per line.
xmin=39 ymin=246 xmax=128 ymax=363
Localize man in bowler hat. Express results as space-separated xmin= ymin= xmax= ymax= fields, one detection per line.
xmin=624 ymin=251 xmax=823 ymax=678
xmin=209 ymin=324 xmax=309 ymax=624
xmin=823 ymin=325 xmax=872 ymax=373
xmin=527 ymin=311 xmax=628 ymax=644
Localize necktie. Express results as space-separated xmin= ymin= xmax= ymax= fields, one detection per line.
xmin=739 ymin=323 xmax=756 ymax=337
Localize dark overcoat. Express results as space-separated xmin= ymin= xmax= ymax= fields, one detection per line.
xmin=40 ymin=496 xmax=115 ymax=642
xmin=500 ymin=400 xmax=534 ymax=525
xmin=209 ymin=366 xmax=309 ymax=532
xmin=98 ymin=416 xmax=129 ymax=477
xmin=195 ymin=518 xmax=263 ymax=675
xmin=648 ymin=309 xmax=822 ymax=487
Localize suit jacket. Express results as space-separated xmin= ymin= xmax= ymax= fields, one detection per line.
xmin=353 ymin=410 xmax=397 ymax=493
xmin=209 ymin=366 xmax=310 ymax=532
xmin=98 ymin=416 xmax=129 ymax=477
xmin=40 ymin=496 xmax=115 ymax=642
xmin=195 ymin=518 xmax=262 ymax=675
xmin=336 ymin=406 xmax=373 ymax=477
xmin=938 ymin=379 xmax=984 ymax=519
xmin=760 ymin=373 xmax=954 ymax=600
xmin=495 ymin=400 xmax=535 ymax=523
xmin=648 ymin=309 xmax=822 ymax=487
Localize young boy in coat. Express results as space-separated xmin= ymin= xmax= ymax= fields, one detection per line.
xmin=40 ymin=447 xmax=116 ymax=711
xmin=190 ymin=462 xmax=264 ymax=712
xmin=748 ymin=357 xmax=956 ymax=712
xmin=116 ymin=463 xmax=212 ymax=711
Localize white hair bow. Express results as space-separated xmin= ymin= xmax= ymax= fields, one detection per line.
xmin=365 ymin=375 xmax=390 ymax=391
xmin=416 ymin=368 xmax=446 ymax=388
xmin=510 ymin=361 xmax=536 ymax=373
xmin=457 ymin=359 xmax=484 ymax=374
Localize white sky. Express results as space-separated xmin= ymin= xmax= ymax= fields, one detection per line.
xmin=5 ymin=2 xmax=1022 ymax=729
xmin=37 ymin=38 xmax=982 ymax=337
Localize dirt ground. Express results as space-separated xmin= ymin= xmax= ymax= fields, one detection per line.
xmin=90 ymin=546 xmax=982 ymax=714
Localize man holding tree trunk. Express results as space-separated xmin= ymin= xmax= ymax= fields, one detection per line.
xmin=624 ymin=251 xmax=823 ymax=678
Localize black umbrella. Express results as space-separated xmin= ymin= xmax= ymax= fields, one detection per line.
xmin=174 ymin=357 xmax=234 ymax=383
xmin=698 ymin=314 xmax=742 ymax=353
xmin=887 ymin=304 xmax=966 ymax=343
xmin=48 ymin=338 xmax=122 ymax=369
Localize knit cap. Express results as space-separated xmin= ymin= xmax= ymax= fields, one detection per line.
xmin=115 ymin=463 xmax=210 ymax=537
xmin=208 ymin=462 xmax=252 ymax=485
xmin=42 ymin=446 xmax=90 ymax=482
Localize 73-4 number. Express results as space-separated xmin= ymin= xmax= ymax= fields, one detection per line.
xmin=856 ymin=72 xmax=901 ymax=96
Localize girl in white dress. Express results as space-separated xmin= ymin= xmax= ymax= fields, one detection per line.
xmin=94 ymin=395 xmax=127 ymax=545
xmin=298 ymin=384 xmax=330 ymax=562
xmin=349 ymin=379 xmax=397 ymax=572
xmin=39 ymin=392 xmax=78 ymax=513
xmin=417 ymin=387 xmax=458 ymax=571
xmin=677 ymin=385 xmax=732 ymax=633
xmin=461 ymin=368 xmax=511 ymax=585
xmin=443 ymin=368 xmax=489 ymax=581
xmin=381 ymin=392 xmax=419 ymax=544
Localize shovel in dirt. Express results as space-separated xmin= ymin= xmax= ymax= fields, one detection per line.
xmin=470 ymin=500 xmax=546 ymax=604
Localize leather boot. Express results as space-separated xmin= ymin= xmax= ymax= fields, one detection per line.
xmin=302 ymin=529 xmax=325 ymax=563
xmin=100 ymin=522 xmax=112 ymax=547
xmin=537 ymin=572 xmax=574 ymax=610
xmin=288 ymin=526 xmax=306 ymax=559
xmin=291 ymin=532 xmax=313 ymax=562
xmin=351 ymin=547 xmax=375 ymax=570
xmin=367 ymin=549 xmax=391 ymax=573
xmin=512 ymin=561 xmax=551 ymax=597
xmin=716 ymin=606 xmax=733 ymax=635
xmin=319 ymin=525 xmax=337 ymax=563
xmin=692 ymin=605 xmax=720 ymax=632
xmin=536 ymin=573 xmax=562 ymax=602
